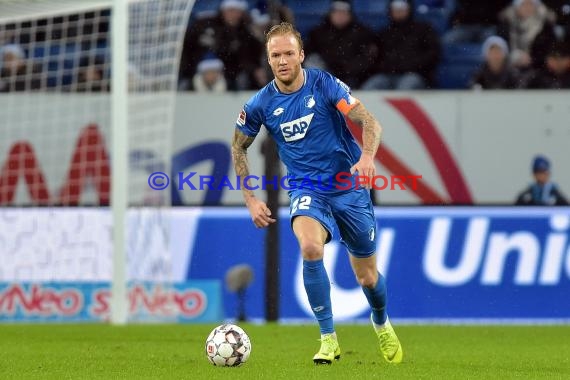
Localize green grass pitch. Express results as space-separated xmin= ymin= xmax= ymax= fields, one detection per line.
xmin=1 ymin=324 xmax=569 ymax=379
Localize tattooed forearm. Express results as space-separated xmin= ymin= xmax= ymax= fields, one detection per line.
xmin=231 ymin=128 xmax=256 ymax=202
xmin=347 ymin=102 xmax=382 ymax=156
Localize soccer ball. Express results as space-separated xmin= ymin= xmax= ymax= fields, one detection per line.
xmin=205 ymin=324 xmax=252 ymax=367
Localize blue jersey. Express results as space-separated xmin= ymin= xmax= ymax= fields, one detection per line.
xmin=236 ymin=68 xmax=362 ymax=193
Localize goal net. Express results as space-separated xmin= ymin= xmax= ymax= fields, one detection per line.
xmin=0 ymin=0 xmax=194 ymax=323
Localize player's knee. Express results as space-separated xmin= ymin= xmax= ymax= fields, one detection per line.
xmin=299 ymin=240 xmax=324 ymax=261
xmin=356 ymin=272 xmax=378 ymax=288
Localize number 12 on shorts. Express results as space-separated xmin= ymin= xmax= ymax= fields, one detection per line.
xmin=292 ymin=195 xmax=312 ymax=213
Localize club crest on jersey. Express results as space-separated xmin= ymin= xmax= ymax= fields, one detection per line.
xmin=236 ymin=109 xmax=246 ymax=126
xmin=304 ymin=95 xmax=315 ymax=109
xmin=280 ymin=113 xmax=314 ymax=142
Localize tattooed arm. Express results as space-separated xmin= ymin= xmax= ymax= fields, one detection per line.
xmin=231 ymin=128 xmax=276 ymax=227
xmin=347 ymin=102 xmax=382 ymax=157
xmin=345 ymin=101 xmax=382 ymax=187
xmin=231 ymin=128 xmax=256 ymax=202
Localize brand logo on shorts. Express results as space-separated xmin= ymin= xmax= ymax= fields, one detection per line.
xmin=369 ymin=227 xmax=375 ymax=241
xmin=280 ymin=113 xmax=314 ymax=142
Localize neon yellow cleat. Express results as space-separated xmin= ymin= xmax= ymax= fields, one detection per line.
xmin=312 ymin=333 xmax=341 ymax=365
xmin=371 ymin=315 xmax=403 ymax=363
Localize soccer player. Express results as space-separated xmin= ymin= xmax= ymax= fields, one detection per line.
xmin=231 ymin=22 xmax=403 ymax=365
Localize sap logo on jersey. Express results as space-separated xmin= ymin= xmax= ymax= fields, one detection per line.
xmin=280 ymin=113 xmax=314 ymax=142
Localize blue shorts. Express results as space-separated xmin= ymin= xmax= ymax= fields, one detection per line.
xmin=289 ymin=188 xmax=377 ymax=257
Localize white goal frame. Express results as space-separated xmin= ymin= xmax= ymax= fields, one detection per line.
xmin=0 ymin=0 xmax=195 ymax=325
xmin=111 ymin=0 xmax=128 ymax=325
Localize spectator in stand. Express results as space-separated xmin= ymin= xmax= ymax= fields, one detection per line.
xmin=470 ymin=36 xmax=521 ymax=89
xmin=443 ymin=0 xmax=511 ymax=44
xmin=178 ymin=0 xmax=264 ymax=91
xmin=249 ymin=0 xmax=295 ymax=89
xmin=516 ymin=155 xmax=569 ymax=205
xmin=249 ymin=0 xmax=294 ymax=43
xmin=0 ymin=24 xmax=16 ymax=46
xmin=191 ymin=54 xmax=227 ymax=92
xmin=361 ymin=0 xmax=441 ymax=90
xmin=547 ymin=0 xmax=570 ymax=37
xmin=76 ymin=56 xmax=109 ymax=92
xmin=304 ymin=0 xmax=377 ymax=88
xmin=498 ymin=0 xmax=557 ymax=71
xmin=0 ymin=43 xmax=43 ymax=92
xmin=523 ymin=41 xmax=570 ymax=88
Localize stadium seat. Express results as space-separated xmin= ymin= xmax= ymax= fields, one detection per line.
xmin=438 ymin=41 xmax=482 ymax=89
xmin=359 ymin=0 xmax=389 ymax=13
xmin=415 ymin=9 xmax=449 ymax=34
xmin=292 ymin=15 xmax=320 ymax=37
xmin=32 ymin=46 xmax=45 ymax=58
xmin=284 ymin=0 xmax=331 ymax=16
xmin=415 ymin=0 xmax=455 ymax=34
xmin=443 ymin=42 xmax=482 ymax=63
xmin=355 ymin=12 xmax=388 ymax=32
xmin=437 ymin=61 xmax=480 ymax=89
xmin=352 ymin=0 xmax=388 ymax=31
xmin=190 ymin=0 xmax=221 ymax=20
xmin=48 ymin=44 xmax=62 ymax=56
xmin=282 ymin=0 xmax=331 ymax=36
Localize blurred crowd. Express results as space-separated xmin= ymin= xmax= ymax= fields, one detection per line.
xmin=179 ymin=0 xmax=570 ymax=92
xmin=1 ymin=0 xmax=570 ymax=92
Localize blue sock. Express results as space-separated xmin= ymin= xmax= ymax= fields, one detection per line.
xmin=362 ymin=272 xmax=387 ymax=325
xmin=303 ymin=259 xmax=334 ymax=334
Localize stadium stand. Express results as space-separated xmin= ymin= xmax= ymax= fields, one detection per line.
xmin=2 ymin=8 xmax=110 ymax=90
xmin=11 ymin=1 xmax=566 ymax=90
xmin=186 ymin=0 xmax=473 ymax=88
xmin=188 ymin=0 xmax=455 ymax=38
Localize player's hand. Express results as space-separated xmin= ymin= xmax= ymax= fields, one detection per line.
xmin=246 ymin=197 xmax=276 ymax=228
xmin=350 ymin=154 xmax=376 ymax=189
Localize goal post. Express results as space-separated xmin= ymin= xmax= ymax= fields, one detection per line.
xmin=111 ymin=0 xmax=128 ymax=325
xmin=0 ymin=0 xmax=195 ymax=324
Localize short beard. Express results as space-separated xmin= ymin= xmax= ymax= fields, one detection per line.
xmin=276 ymin=66 xmax=300 ymax=86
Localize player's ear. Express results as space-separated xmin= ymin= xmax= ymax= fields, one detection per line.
xmin=299 ymin=49 xmax=305 ymax=64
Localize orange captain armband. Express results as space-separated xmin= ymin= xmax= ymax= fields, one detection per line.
xmin=336 ymin=95 xmax=360 ymax=116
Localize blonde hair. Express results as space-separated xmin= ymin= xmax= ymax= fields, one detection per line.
xmin=265 ymin=22 xmax=303 ymax=51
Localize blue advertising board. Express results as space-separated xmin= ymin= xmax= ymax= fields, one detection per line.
xmin=187 ymin=207 xmax=570 ymax=322
xmin=0 ymin=281 xmax=222 ymax=323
